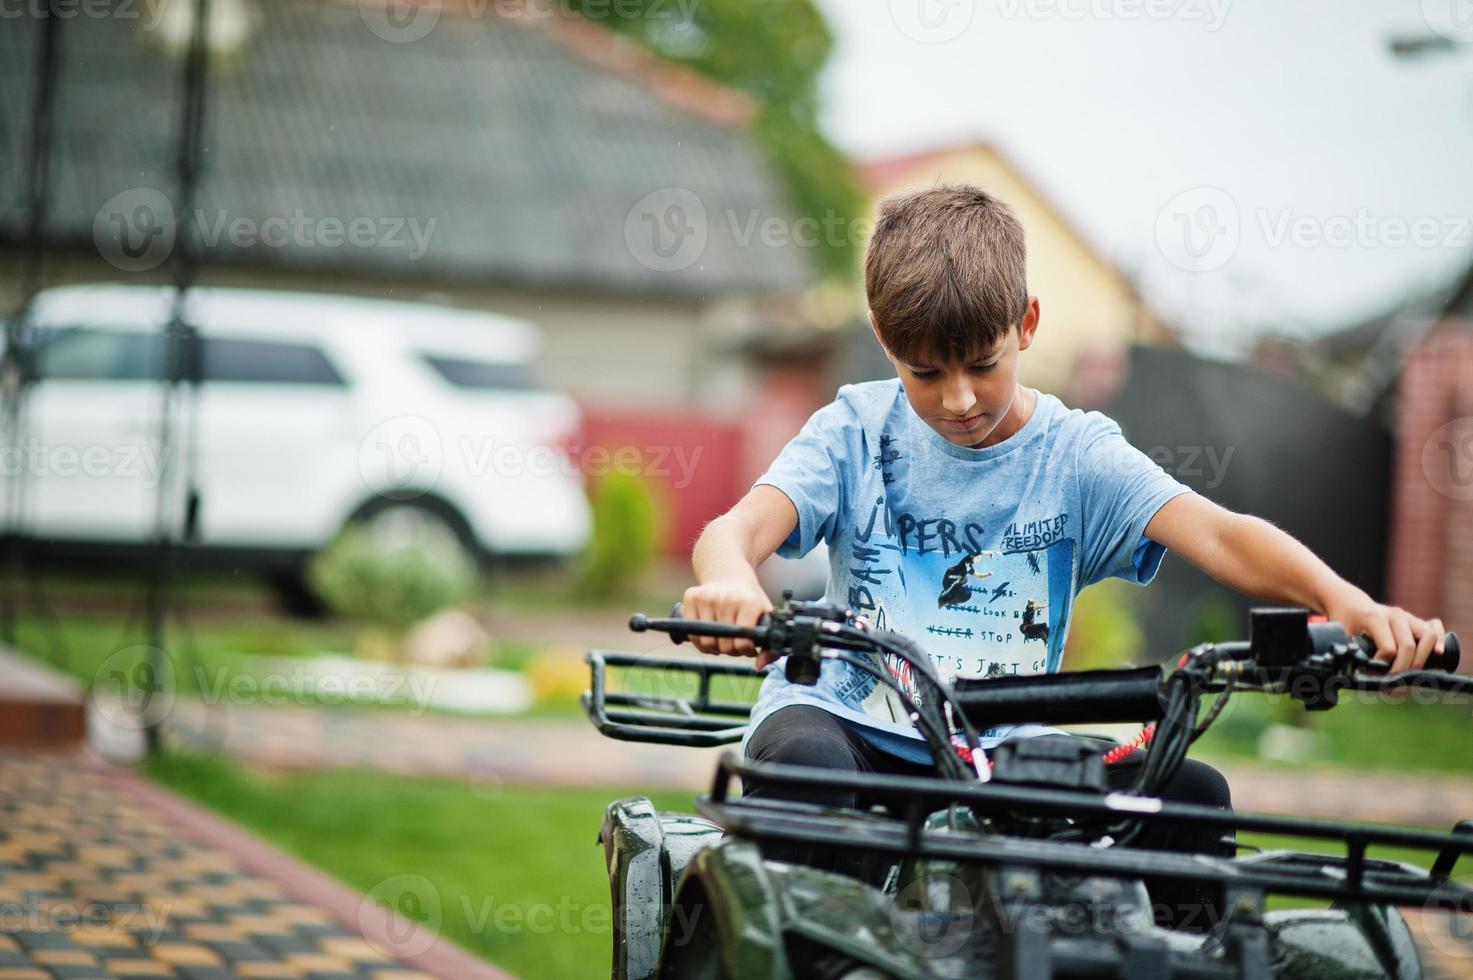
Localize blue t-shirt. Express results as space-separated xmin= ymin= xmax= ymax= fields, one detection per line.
xmin=746 ymin=379 xmax=1192 ymax=765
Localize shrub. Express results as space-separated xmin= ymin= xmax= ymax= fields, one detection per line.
xmin=308 ymin=525 xmax=475 ymax=631
xmin=580 ymin=470 xmax=667 ymax=599
xmin=1064 ymin=579 xmax=1146 ymax=671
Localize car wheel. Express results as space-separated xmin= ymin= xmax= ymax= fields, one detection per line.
xmin=356 ymin=501 xmax=481 ymax=574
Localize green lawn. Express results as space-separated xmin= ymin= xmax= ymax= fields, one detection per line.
xmin=13 ymin=603 xmax=549 ymax=716
xmin=148 ymin=752 xmax=691 ymax=980
xmin=149 ymin=751 xmax=1473 ymax=978
xmin=1191 ymin=689 xmax=1473 ymax=775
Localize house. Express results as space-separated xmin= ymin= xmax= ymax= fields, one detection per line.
xmin=0 ymin=0 xmax=819 ymax=553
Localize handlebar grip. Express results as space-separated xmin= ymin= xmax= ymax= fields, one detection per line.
xmin=1429 ymin=632 xmax=1461 ymax=673
xmin=668 ymin=602 xmax=688 ymax=645
xmin=1353 ymin=631 xmax=1461 ymax=673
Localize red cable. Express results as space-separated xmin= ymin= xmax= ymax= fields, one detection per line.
xmin=1102 ymin=723 xmax=1155 ymax=764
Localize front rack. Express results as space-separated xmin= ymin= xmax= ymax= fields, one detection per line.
xmin=581 ymin=650 xmax=763 ymax=747
xmin=702 ymin=753 xmax=1473 ymax=912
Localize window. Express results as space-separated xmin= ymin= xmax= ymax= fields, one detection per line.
xmin=421 ymin=353 xmax=539 ymax=391
xmin=203 ymin=337 xmax=345 ymax=386
xmin=34 ymin=327 xmax=162 ymax=381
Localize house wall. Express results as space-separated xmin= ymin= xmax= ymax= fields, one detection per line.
xmin=1387 ymin=320 xmax=1473 ymax=635
xmin=860 ymin=146 xmax=1161 ymax=396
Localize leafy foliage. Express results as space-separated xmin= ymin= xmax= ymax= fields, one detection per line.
xmin=308 ymin=525 xmax=475 ymax=631
xmin=561 ymin=0 xmax=863 ymax=280
xmin=1063 ymin=579 xmax=1146 ymax=670
xmin=581 ymin=470 xmax=668 ymax=599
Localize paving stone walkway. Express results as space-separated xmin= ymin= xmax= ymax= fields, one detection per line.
xmin=141 ymin=697 xmax=1473 ymax=829
xmin=0 ymin=751 xmax=508 ymax=980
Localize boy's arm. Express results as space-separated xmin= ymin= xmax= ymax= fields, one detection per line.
xmin=685 ymin=485 xmax=800 ymax=666
xmin=1144 ymin=492 xmax=1448 ymax=672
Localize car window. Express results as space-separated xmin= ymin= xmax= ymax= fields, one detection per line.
xmin=420 ymin=353 xmax=540 ymax=391
xmin=203 ymin=337 xmax=346 ymax=386
xmin=34 ymin=327 xmax=162 ymax=381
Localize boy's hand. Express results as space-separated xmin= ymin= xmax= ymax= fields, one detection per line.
xmin=680 ymin=582 xmax=776 ymax=667
xmin=1324 ymin=589 xmax=1447 ymax=673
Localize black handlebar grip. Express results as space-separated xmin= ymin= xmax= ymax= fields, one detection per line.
xmin=627 ymin=609 xmax=689 ymax=645
xmin=667 ymin=602 xmax=688 ymax=645
xmin=1428 ymin=632 xmax=1461 ymax=673
xmin=1354 ymin=630 xmax=1462 ymax=673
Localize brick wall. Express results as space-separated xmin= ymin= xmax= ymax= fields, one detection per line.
xmin=1387 ymin=319 xmax=1473 ymax=633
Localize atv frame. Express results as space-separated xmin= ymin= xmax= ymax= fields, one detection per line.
xmin=584 ymin=605 xmax=1473 ymax=979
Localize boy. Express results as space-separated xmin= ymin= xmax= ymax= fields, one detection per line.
xmin=681 ymin=185 xmax=1448 ymax=929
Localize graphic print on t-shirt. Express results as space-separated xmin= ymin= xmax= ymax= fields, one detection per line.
xmin=840 ymin=488 xmax=1077 ymax=716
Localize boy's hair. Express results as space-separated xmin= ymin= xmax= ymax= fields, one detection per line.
xmin=864 ymin=184 xmax=1029 ymax=366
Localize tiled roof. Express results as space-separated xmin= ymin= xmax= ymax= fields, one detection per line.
xmin=0 ymin=0 xmax=813 ymax=299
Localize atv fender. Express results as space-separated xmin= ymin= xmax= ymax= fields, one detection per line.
xmin=663 ymin=836 xmax=970 ymax=980
xmin=599 ymin=797 xmax=721 ymax=980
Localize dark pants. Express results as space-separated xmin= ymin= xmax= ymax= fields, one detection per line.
xmin=743 ymin=705 xmax=1234 ymax=933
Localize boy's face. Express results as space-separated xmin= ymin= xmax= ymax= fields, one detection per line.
xmin=874 ymin=296 xmax=1040 ymax=450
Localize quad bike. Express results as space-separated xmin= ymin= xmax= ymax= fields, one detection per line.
xmin=582 ymin=600 xmax=1473 ymax=979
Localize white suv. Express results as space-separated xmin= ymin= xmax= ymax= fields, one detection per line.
xmin=18 ymin=283 xmax=591 ymax=598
